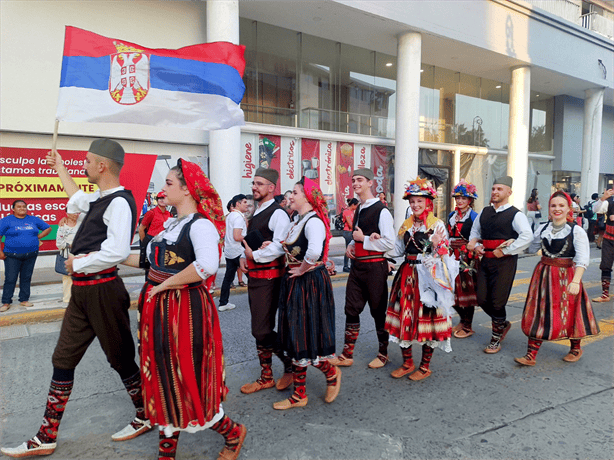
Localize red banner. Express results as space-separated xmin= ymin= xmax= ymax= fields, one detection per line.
xmin=258 ymin=135 xmax=281 ymax=195
xmin=0 ymin=147 xmax=156 ymax=251
xmin=336 ymin=142 xmax=354 ymax=213
xmin=300 ymin=138 xmax=320 ymax=187
xmin=371 ymin=145 xmax=388 ymax=198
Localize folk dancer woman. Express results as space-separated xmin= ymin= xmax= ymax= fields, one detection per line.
xmin=123 ymin=160 xmax=246 ymax=460
xmin=383 ymin=178 xmax=458 ymax=381
xmin=515 ymin=191 xmax=599 ymax=366
xmin=448 ymin=180 xmax=479 ymax=339
xmin=274 ymin=177 xmax=340 ymax=409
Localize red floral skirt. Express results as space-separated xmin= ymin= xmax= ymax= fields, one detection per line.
xmin=138 ymin=278 xmax=226 ymax=428
xmin=385 ymin=261 xmax=451 ymax=343
xmin=521 ymin=260 xmax=599 ymax=341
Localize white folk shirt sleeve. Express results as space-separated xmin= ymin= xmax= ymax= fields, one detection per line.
xmin=303 ymin=217 xmax=326 ymax=264
xmin=595 ymin=199 xmax=609 ymax=214
xmin=527 ymin=223 xmax=548 ymax=254
xmin=501 ymin=212 xmax=533 ymax=255
xmin=252 ymin=208 xmax=290 ymax=263
xmin=191 ymin=219 xmax=221 ymax=278
xmin=71 ymin=190 xmax=133 ymax=274
xmin=572 ymin=225 xmax=590 ymax=269
xmin=363 ymin=207 xmax=395 ymax=252
xmin=468 ymin=210 xmax=483 ymax=243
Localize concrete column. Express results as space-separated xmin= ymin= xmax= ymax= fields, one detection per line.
xmin=453 ymin=148 xmax=462 ymax=187
xmin=506 ymin=66 xmax=531 ymax=211
xmin=393 ymin=32 xmax=421 ymax=230
xmin=207 ymin=0 xmax=241 ymax=207
xmin=580 ymin=88 xmax=605 ymax=205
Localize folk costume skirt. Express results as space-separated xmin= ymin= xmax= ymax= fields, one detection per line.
xmin=454 ymin=267 xmax=478 ymax=308
xmin=138 ymin=273 xmax=226 ymax=431
xmin=278 ymin=265 xmax=336 ymax=362
xmin=385 ymin=261 xmax=451 ymax=346
xmin=521 ymin=258 xmax=599 ymax=341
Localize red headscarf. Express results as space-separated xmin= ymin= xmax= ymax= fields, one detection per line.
xmin=178 ymin=159 xmax=226 ymax=256
xmin=548 ymin=190 xmax=574 ymax=223
xmin=303 ymin=177 xmax=332 ymax=264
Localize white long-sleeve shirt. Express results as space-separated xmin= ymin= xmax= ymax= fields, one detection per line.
xmin=68 ymin=187 xmax=133 ymax=274
xmin=469 ymin=203 xmax=533 ymax=256
xmin=348 ymin=198 xmax=395 ymax=253
xmin=249 ymin=198 xmax=290 ymax=263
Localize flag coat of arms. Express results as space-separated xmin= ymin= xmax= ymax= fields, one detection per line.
xmin=57 ymin=26 xmax=246 ymax=130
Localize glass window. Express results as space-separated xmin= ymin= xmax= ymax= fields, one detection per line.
xmin=373 ymin=52 xmax=396 ymax=138
xmin=339 ymin=44 xmax=374 ymax=135
xmin=529 ymin=93 xmax=554 ymax=153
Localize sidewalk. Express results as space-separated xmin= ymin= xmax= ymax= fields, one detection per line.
xmin=0 ymin=238 xmax=350 ymax=327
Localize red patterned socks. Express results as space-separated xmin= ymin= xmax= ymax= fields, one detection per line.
xmin=32 ymin=368 xmax=74 ymax=446
xmin=314 ymin=360 xmax=337 ymax=387
xmin=342 ymin=322 xmax=360 ymax=359
xmin=122 ymin=370 xmax=145 ymax=421
xmin=256 ymin=345 xmax=274 ymax=383
xmin=527 ymin=338 xmax=543 ymax=361
xmin=210 ymin=415 xmax=244 ymax=452
xmin=401 ymin=346 xmax=414 ymax=370
xmin=418 ymin=344 xmax=434 ymax=372
xmin=158 ymin=430 xmax=180 ymax=460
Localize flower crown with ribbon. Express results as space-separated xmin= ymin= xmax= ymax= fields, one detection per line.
xmin=451 ymin=179 xmax=478 ymax=199
xmin=403 ymin=177 xmax=437 ymax=200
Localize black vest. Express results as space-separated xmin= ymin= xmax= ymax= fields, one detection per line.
xmin=248 ymin=201 xmax=284 ymax=241
xmin=606 ymin=197 xmax=614 ymax=229
xmin=71 ymin=189 xmax=137 ymax=256
xmin=149 ymin=215 xmax=202 ymax=274
xmin=448 ymin=212 xmax=476 ymax=241
xmin=540 ymin=222 xmax=576 ymax=258
xmin=403 ymin=230 xmax=431 ymax=255
xmin=479 ymin=206 xmax=519 ymax=240
xmin=353 ymin=201 xmax=386 ymax=236
xmin=283 ymin=215 xmax=324 ymax=262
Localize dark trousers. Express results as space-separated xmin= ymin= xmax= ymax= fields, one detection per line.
xmin=600 ymin=237 xmax=614 ymax=275
xmin=51 ymin=276 xmax=138 ymax=378
xmin=342 ymin=231 xmax=353 ymax=269
xmin=247 ymin=276 xmax=282 ymax=347
xmin=219 ymin=255 xmax=241 ymax=306
xmin=587 ymin=220 xmax=597 ymax=242
xmin=476 ymin=255 xmax=518 ymax=323
xmin=344 ymin=259 xmax=389 ymax=337
xmin=1 ymin=251 xmax=38 ymax=304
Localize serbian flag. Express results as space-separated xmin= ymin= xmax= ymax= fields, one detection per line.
xmin=56 ymin=26 xmax=246 ymax=130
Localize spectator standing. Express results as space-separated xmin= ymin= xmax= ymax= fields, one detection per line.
xmin=342 ymin=198 xmax=359 ymax=273
xmin=585 ymin=193 xmax=599 ymax=243
xmin=526 ymin=189 xmax=542 ymax=231
xmin=55 ymin=212 xmax=83 ymax=305
xmin=244 ymin=194 xmax=255 ymax=220
xmin=0 ymin=200 xmax=51 ymax=312
xmin=570 ymin=193 xmax=585 ymax=227
xmin=219 ymin=194 xmax=249 ymax=311
xmin=138 ymin=191 xmax=171 ymax=270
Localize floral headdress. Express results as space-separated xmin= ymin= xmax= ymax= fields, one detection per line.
xmin=549 ymin=190 xmax=574 ymax=223
xmin=403 ymin=177 xmax=437 ymax=200
xmin=452 ymin=179 xmax=478 ymax=199
xmin=178 ymin=159 xmax=226 ymax=257
xmin=303 ymin=177 xmax=332 ymax=263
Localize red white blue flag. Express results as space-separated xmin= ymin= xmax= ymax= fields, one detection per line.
xmin=56 ymin=26 xmax=246 ymax=130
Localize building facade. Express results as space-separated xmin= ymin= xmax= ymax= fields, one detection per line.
xmin=1 ymin=0 xmax=613 ymax=236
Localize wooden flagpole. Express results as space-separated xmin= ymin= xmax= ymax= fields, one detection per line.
xmin=52 ymin=119 xmax=59 ymax=154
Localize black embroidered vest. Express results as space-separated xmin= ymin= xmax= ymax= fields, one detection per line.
xmin=71 ymin=189 xmax=137 ymax=256
xmin=353 ymin=201 xmax=385 ymax=236
xmin=149 ymin=215 xmax=202 ymax=274
xmin=248 ymin=201 xmax=284 ymax=241
xmin=479 ymin=206 xmax=519 ymax=240
xmin=283 ymin=215 xmax=324 ymax=263
xmin=540 ymin=223 xmax=576 ymax=258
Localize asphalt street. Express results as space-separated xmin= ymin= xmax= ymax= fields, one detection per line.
xmin=0 ymin=249 xmax=612 ymax=460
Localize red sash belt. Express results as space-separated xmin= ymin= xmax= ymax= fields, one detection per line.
xmin=147 ymin=267 xmax=203 ymax=288
xmin=405 ymin=255 xmax=421 ymax=265
xmin=247 ymin=257 xmax=285 ymax=279
xmin=72 ymin=267 xmax=117 ymax=286
xmin=605 ymin=224 xmax=614 ymax=241
xmin=354 ymin=242 xmax=386 ymax=262
xmin=287 ymin=262 xmax=324 ymax=272
xmin=540 ymin=256 xmax=573 ymax=267
xmin=481 ymin=239 xmax=511 ymax=259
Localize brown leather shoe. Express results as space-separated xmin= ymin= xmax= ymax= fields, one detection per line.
xmin=484 ymin=342 xmax=501 ymax=354
xmin=408 ymin=368 xmax=432 ymax=381
xmin=273 ymin=396 xmax=308 ymax=410
xmin=514 ymin=355 xmax=536 ymax=366
xmin=592 ymin=295 xmax=611 ymax=303
xmin=324 ymin=368 xmax=341 ymax=403
xmin=329 ymin=355 xmax=353 ymax=367
xmin=390 ymin=364 xmax=415 ymax=379
xmin=240 ymin=379 xmax=275 ymax=394
xmin=563 ymin=349 xmax=583 ymax=362
xmin=276 ymin=373 xmax=293 ymax=391
xmin=451 ymin=323 xmax=463 ymax=333
xmin=217 ymin=424 xmax=247 ymax=460
xmin=367 ymin=354 xmax=389 ymax=369
xmin=453 ymin=328 xmax=475 ymax=339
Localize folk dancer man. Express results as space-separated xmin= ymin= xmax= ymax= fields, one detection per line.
xmin=593 ymin=188 xmax=614 ymax=302
xmin=239 ymin=168 xmax=294 ymax=393
xmin=330 ymin=168 xmax=395 ymax=369
xmin=1 ymin=139 xmax=150 ymax=458
xmin=468 ymin=176 xmax=533 ymax=354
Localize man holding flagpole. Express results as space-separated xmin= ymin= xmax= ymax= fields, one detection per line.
xmin=1 ymin=139 xmax=150 ymax=458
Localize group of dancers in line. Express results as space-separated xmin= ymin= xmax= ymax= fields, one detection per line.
xmin=0 ymin=140 xmax=601 ymax=460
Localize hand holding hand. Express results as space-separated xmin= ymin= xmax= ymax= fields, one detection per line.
xmin=288 ymin=265 xmax=306 ymax=278
xmin=370 ymin=232 xmax=381 ymax=240
xmin=352 ymin=226 xmax=365 ymax=242
xmin=240 ymin=258 xmax=248 ymax=272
